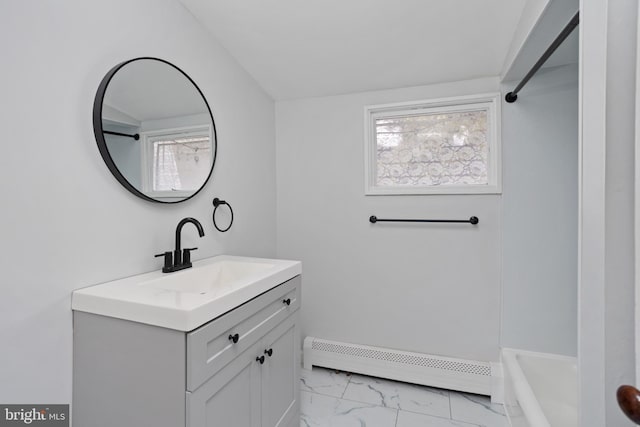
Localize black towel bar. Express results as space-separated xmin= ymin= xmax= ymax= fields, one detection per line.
xmin=369 ymin=216 xmax=479 ymax=225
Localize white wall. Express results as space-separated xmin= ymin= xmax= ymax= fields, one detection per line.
xmin=0 ymin=0 xmax=276 ymax=403
xmin=579 ymin=0 xmax=637 ymax=424
xmin=276 ymin=78 xmax=503 ymax=362
xmin=501 ymin=64 xmax=578 ymax=356
xmin=602 ymin=0 xmax=637 ymax=422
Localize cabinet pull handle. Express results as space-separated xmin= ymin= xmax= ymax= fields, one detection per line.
xmin=283 ymin=298 xmax=291 ymax=306
xmin=264 ymin=348 xmax=273 ymax=357
xmin=228 ymin=333 xmax=240 ymax=343
xmin=256 ymin=355 xmax=265 ymax=364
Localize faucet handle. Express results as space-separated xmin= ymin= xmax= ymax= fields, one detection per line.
xmin=183 ymin=247 xmax=198 ymax=265
xmin=155 ymin=251 xmax=173 ymax=271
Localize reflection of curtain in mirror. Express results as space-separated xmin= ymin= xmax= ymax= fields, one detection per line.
xmin=153 ymin=142 xmax=181 ymax=191
xmin=152 ymin=136 xmax=211 ymax=192
xmin=172 ymin=136 xmax=210 ymax=190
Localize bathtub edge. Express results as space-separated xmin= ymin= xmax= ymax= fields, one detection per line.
xmin=502 ymin=348 xmax=551 ymax=427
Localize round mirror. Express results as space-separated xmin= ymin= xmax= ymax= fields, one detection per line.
xmin=93 ymin=57 xmax=217 ymax=203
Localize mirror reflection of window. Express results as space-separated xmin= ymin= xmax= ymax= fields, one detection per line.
xmin=152 ymin=134 xmax=211 ymax=192
xmin=141 ymin=125 xmax=213 ymax=199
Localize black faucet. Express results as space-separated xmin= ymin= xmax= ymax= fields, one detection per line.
xmin=155 ymin=217 xmax=205 ymax=273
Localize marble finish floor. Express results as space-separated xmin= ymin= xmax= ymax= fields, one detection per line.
xmin=300 ymin=367 xmax=508 ymax=427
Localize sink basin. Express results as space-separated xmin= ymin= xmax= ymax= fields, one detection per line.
xmin=72 ymin=255 xmax=301 ymax=331
xmin=140 ymin=259 xmax=275 ymax=295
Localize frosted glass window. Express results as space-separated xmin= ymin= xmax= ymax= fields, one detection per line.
xmin=365 ymin=95 xmax=501 ymax=195
xmin=376 ymin=110 xmax=488 ymax=186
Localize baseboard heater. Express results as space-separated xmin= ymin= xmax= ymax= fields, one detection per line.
xmin=303 ymin=337 xmax=493 ymax=396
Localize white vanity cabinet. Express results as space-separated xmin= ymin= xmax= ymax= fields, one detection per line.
xmin=73 ymin=275 xmax=301 ymax=427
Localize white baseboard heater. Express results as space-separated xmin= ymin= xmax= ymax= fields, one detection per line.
xmin=303 ymin=336 xmax=493 ymax=396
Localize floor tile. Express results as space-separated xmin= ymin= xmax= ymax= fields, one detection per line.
xmin=449 ymin=392 xmax=508 ymax=427
xmin=397 ymin=410 xmax=480 ymax=427
xmin=300 ymin=390 xmax=398 ymax=427
xmin=342 ymin=374 xmax=450 ymax=418
xmin=300 ymin=367 xmax=351 ymax=398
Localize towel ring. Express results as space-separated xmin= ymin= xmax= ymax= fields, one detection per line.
xmin=212 ymin=197 xmax=234 ymax=232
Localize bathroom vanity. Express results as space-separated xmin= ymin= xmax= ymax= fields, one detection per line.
xmin=72 ymin=255 xmax=301 ymax=427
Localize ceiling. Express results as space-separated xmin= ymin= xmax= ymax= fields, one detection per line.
xmin=179 ymin=0 xmax=527 ymax=100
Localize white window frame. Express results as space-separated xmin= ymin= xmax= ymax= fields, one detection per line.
xmin=364 ymin=93 xmax=502 ymax=195
xmin=140 ymin=124 xmax=213 ymax=199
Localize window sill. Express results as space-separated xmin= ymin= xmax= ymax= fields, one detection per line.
xmin=365 ymin=184 xmax=502 ymax=195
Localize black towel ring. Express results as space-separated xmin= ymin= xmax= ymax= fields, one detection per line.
xmin=212 ymin=197 xmax=234 ymax=232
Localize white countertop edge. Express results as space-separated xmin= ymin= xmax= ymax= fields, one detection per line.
xmin=72 ymin=255 xmax=301 ymax=331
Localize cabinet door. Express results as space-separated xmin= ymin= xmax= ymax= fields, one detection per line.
xmin=187 ymin=342 xmax=262 ymax=427
xmin=260 ymin=314 xmax=300 ymax=427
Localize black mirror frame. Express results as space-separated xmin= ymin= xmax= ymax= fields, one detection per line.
xmin=93 ymin=57 xmax=217 ymax=204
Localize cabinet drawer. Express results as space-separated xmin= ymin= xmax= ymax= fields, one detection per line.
xmin=187 ymin=276 xmax=300 ymax=391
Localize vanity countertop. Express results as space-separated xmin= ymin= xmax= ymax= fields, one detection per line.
xmin=72 ymin=255 xmax=301 ymax=331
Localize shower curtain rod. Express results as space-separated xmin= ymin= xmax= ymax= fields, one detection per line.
xmin=104 ymin=130 xmax=140 ymax=140
xmin=505 ymin=11 xmax=579 ymax=103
